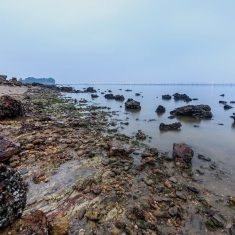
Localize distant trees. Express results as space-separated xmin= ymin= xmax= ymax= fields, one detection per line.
xmin=20 ymin=77 xmax=55 ymax=85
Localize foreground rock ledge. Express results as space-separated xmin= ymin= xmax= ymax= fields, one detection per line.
xmin=0 ymin=164 xmax=27 ymax=229
xmin=0 ymin=95 xmax=25 ymax=120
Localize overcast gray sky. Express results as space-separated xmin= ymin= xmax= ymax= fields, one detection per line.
xmin=1 ymin=0 xmax=235 ymax=84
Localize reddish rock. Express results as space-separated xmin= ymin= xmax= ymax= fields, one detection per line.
xmin=0 ymin=134 xmax=19 ymax=162
xmin=0 ymin=95 xmax=25 ymax=120
xmin=141 ymin=152 xmax=153 ymax=158
xmin=0 ymin=210 xmax=48 ymax=234
xmin=173 ymin=143 xmax=194 ymax=166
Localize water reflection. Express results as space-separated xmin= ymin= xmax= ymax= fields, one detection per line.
xmin=175 ymin=116 xmax=202 ymax=124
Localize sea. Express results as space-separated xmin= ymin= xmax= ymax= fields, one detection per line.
xmin=64 ymin=84 xmax=235 ymax=196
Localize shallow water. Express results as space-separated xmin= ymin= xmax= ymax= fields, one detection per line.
xmin=66 ymin=84 xmax=235 ymax=195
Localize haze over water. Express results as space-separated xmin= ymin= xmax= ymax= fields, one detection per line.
xmin=67 ymin=84 xmax=235 ymax=195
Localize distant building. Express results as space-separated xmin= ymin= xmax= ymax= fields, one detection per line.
xmin=20 ymin=77 xmax=55 ymax=85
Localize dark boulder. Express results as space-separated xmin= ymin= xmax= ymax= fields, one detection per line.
xmin=231 ymin=113 xmax=235 ymax=121
xmin=170 ymin=104 xmax=212 ymax=118
xmin=198 ymin=154 xmax=211 ymax=161
xmin=220 ymin=94 xmax=225 ymax=96
xmin=224 ymin=104 xmax=233 ymax=110
xmin=0 ymin=95 xmax=25 ymax=120
xmin=104 ymin=93 xmax=115 ymax=99
xmin=173 ymin=93 xmax=192 ymax=102
xmin=8 ymin=77 xmax=22 ymax=86
xmin=0 ymin=134 xmax=19 ymax=162
xmin=173 ymin=143 xmax=194 ymax=167
xmin=104 ymin=94 xmax=124 ymax=101
xmin=231 ymin=101 xmax=235 ymax=104
xmin=155 ymin=105 xmax=166 ymax=113
xmin=125 ymin=98 xmax=141 ymax=109
xmin=219 ymin=101 xmax=227 ymax=104
xmin=125 ymin=89 xmax=132 ymax=91
xmin=91 ymin=94 xmax=99 ymax=98
xmin=162 ymin=94 xmax=171 ymax=99
xmin=135 ymin=130 xmax=147 ymax=139
xmin=84 ymin=87 xmax=97 ymax=93
xmin=159 ymin=122 xmax=182 ymax=130
xmin=135 ymin=93 xmax=141 ymax=96
xmin=0 ymin=164 xmax=27 ymax=228
xmin=114 ymin=95 xmax=125 ymax=101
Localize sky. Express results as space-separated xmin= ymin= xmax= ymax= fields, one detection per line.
xmin=1 ymin=0 xmax=235 ymax=84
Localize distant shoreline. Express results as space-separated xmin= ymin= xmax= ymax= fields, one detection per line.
xmin=57 ymin=83 xmax=234 ymax=86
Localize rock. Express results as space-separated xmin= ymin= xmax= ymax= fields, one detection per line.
xmin=168 ymin=206 xmax=178 ymax=217
xmin=8 ymin=77 xmax=22 ymax=86
xmin=198 ymin=154 xmax=211 ymax=161
xmin=78 ymin=207 xmax=86 ymax=220
xmin=109 ymin=146 xmax=134 ymax=156
xmin=170 ymin=104 xmax=212 ymax=118
xmin=168 ymin=176 xmax=178 ymax=183
xmin=224 ymin=104 xmax=233 ymax=110
xmin=211 ymin=213 xmax=226 ymax=227
xmin=229 ymin=196 xmax=235 ymax=206
xmin=141 ymin=152 xmax=153 ymax=158
xmin=153 ymin=210 xmax=170 ymax=218
xmin=135 ymin=130 xmax=146 ymax=140
xmin=168 ymin=115 xmax=175 ymax=119
xmin=231 ymin=114 xmax=235 ymax=121
xmin=84 ymin=87 xmax=97 ymax=93
xmin=0 ymin=210 xmax=47 ymax=234
xmin=220 ymin=94 xmax=225 ymax=96
xmin=159 ymin=122 xmax=182 ymax=130
xmin=135 ymin=93 xmax=141 ymax=96
xmin=176 ymin=191 xmax=187 ymax=200
xmin=136 ymin=220 xmax=148 ymax=229
xmin=155 ymin=105 xmax=166 ymax=113
xmin=173 ymin=93 xmax=192 ymax=102
xmin=162 ymin=95 xmax=171 ymax=100
xmin=219 ymin=101 xmax=227 ymax=104
xmin=125 ymin=98 xmax=141 ymax=109
xmin=49 ymin=218 xmax=69 ymax=235
xmin=173 ymin=143 xmax=194 ymax=166
xmin=115 ymin=221 xmax=126 ymax=229
xmin=164 ymin=180 xmax=172 ymax=188
xmin=231 ymin=101 xmax=235 ymax=104
xmin=91 ymin=94 xmax=99 ymax=98
xmin=104 ymin=94 xmax=125 ymax=101
xmin=0 ymin=164 xmax=27 ymax=228
xmin=0 ymin=95 xmax=25 ymax=120
xmin=0 ymin=134 xmax=19 ymax=162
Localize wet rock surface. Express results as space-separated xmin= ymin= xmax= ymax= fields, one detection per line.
xmin=162 ymin=94 xmax=171 ymax=99
xmin=159 ymin=122 xmax=182 ymax=130
xmin=104 ymin=94 xmax=125 ymax=101
xmin=0 ymin=95 xmax=25 ymax=119
xmin=125 ymin=98 xmax=141 ymax=109
xmin=170 ymin=104 xmax=212 ymax=118
xmin=173 ymin=93 xmax=192 ymax=102
xmin=0 ymin=164 xmax=27 ymax=228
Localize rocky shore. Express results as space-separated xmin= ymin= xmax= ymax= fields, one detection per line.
xmin=0 ymin=83 xmax=235 ymax=235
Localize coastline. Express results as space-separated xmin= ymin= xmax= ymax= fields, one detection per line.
xmin=0 ymin=84 xmax=234 ymax=234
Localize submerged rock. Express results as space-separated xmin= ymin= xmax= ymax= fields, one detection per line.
xmin=104 ymin=94 xmax=124 ymax=101
xmin=91 ymin=94 xmax=99 ymax=98
xmin=170 ymin=104 xmax=212 ymax=118
xmin=198 ymin=154 xmax=211 ymax=161
xmin=0 ymin=134 xmax=19 ymax=162
xmin=135 ymin=130 xmax=147 ymax=140
xmin=0 ymin=164 xmax=27 ymax=228
xmin=155 ymin=105 xmax=166 ymax=113
xmin=173 ymin=143 xmax=194 ymax=167
xmin=125 ymin=98 xmax=141 ymax=109
xmin=159 ymin=122 xmax=182 ymax=130
xmin=0 ymin=95 xmax=25 ymax=120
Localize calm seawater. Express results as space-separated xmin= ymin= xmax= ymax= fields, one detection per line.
xmin=67 ymin=85 xmax=235 ymax=194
